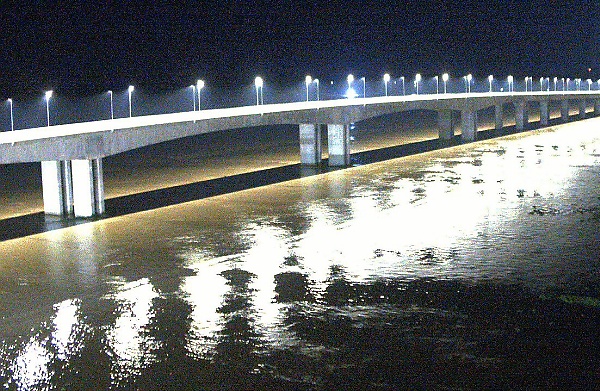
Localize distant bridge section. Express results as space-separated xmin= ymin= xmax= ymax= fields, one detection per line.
xmin=1 ymin=91 xmax=599 ymax=217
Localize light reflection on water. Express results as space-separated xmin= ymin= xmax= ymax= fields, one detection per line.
xmin=1 ymin=118 xmax=600 ymax=389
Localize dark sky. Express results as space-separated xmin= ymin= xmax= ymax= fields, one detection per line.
xmin=0 ymin=0 xmax=599 ymax=98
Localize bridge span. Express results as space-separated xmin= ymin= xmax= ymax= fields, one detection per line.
xmin=1 ymin=91 xmax=599 ymax=217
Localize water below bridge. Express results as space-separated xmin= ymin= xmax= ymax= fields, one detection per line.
xmin=0 ymin=109 xmax=599 ymax=389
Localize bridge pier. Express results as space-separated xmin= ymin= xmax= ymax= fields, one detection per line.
xmin=42 ymin=158 xmax=104 ymax=217
xmin=579 ymin=99 xmax=587 ymax=119
xmin=561 ymin=100 xmax=569 ymax=122
xmin=515 ymin=101 xmax=528 ymax=131
xmin=495 ymin=104 xmax=503 ymax=130
xmin=461 ymin=109 xmax=477 ymax=141
xmin=595 ymin=100 xmax=600 ymax=115
xmin=437 ymin=110 xmax=454 ymax=140
xmin=327 ymin=124 xmax=350 ymax=166
xmin=540 ymin=100 xmax=549 ymax=126
xmin=299 ymin=123 xmax=322 ymax=165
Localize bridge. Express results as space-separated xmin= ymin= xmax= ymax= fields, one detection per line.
xmin=1 ymin=90 xmax=599 ymax=218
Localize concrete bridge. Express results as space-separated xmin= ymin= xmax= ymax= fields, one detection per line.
xmin=1 ymin=90 xmax=599 ymax=218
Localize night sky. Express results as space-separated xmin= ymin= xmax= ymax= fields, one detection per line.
xmin=0 ymin=0 xmax=598 ymax=99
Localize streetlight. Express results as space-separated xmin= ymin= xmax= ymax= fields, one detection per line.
xmin=576 ymin=78 xmax=581 ymax=91
xmin=383 ymin=73 xmax=390 ymax=96
xmin=540 ymin=77 xmax=544 ymax=92
xmin=554 ymin=77 xmax=558 ymax=91
xmin=190 ymin=85 xmax=196 ymax=111
xmin=524 ymin=77 xmax=529 ymax=92
xmin=347 ymin=74 xmax=354 ymax=88
xmin=305 ymin=75 xmax=312 ymax=102
xmin=361 ymin=77 xmax=366 ymax=98
xmin=488 ymin=75 xmax=494 ymax=93
xmin=507 ymin=75 xmax=514 ymax=92
xmin=128 ymin=85 xmax=134 ymax=117
xmin=7 ymin=98 xmax=13 ymax=131
xmin=587 ymin=79 xmax=592 ymax=91
xmin=314 ymin=78 xmax=320 ymax=101
xmin=415 ymin=73 xmax=421 ymax=95
xmin=255 ymin=76 xmax=263 ymax=105
xmin=107 ymin=90 xmax=114 ymax=120
xmin=566 ymin=78 xmax=570 ymax=91
xmin=562 ymin=78 xmax=565 ymax=91
xmin=442 ymin=73 xmax=449 ymax=94
xmin=546 ymin=77 xmax=550 ymax=92
xmin=434 ymin=75 xmax=439 ymax=94
xmin=45 ymin=90 xmax=53 ymax=126
xmin=463 ymin=74 xmax=472 ymax=93
xmin=400 ymin=76 xmax=405 ymax=96
xmin=197 ymin=80 xmax=204 ymax=110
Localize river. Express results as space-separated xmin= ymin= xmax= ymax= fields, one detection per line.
xmin=0 ymin=110 xmax=599 ymax=390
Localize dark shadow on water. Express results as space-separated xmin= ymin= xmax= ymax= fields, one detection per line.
xmin=0 ymin=115 xmax=587 ymax=242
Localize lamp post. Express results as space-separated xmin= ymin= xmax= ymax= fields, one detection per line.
xmin=314 ymin=78 xmax=320 ymax=101
xmin=383 ymin=73 xmax=390 ymax=96
xmin=255 ymin=77 xmax=263 ymax=105
xmin=128 ymin=85 xmax=134 ymax=117
xmin=562 ymin=78 xmax=565 ymax=91
xmin=554 ymin=77 xmax=558 ymax=91
xmin=587 ymin=79 xmax=592 ymax=91
xmin=442 ymin=73 xmax=449 ymax=94
xmin=347 ymin=74 xmax=354 ymax=89
xmin=507 ymin=75 xmax=514 ymax=92
xmin=107 ymin=90 xmax=114 ymax=120
xmin=576 ymin=78 xmax=581 ymax=91
xmin=488 ymin=75 xmax=493 ymax=93
xmin=190 ymin=85 xmax=196 ymax=111
xmin=7 ymin=98 xmax=13 ymax=131
xmin=196 ymin=80 xmax=204 ymax=110
xmin=45 ymin=90 xmax=53 ymax=126
xmin=566 ymin=78 xmax=570 ymax=91
xmin=434 ymin=75 xmax=439 ymax=94
xmin=360 ymin=77 xmax=366 ymax=98
xmin=415 ymin=73 xmax=421 ymax=95
xmin=546 ymin=77 xmax=550 ymax=92
xmin=400 ymin=76 xmax=405 ymax=96
xmin=540 ymin=77 xmax=544 ymax=92
xmin=464 ymin=74 xmax=472 ymax=93
xmin=305 ymin=75 xmax=312 ymax=102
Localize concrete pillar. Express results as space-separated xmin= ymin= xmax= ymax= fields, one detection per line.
xmin=437 ymin=110 xmax=453 ymax=140
xmin=579 ymin=99 xmax=587 ymax=119
xmin=515 ymin=101 xmax=526 ymax=131
xmin=561 ymin=100 xmax=569 ymax=122
xmin=595 ymin=100 xmax=600 ymax=116
xmin=495 ymin=103 xmax=503 ymax=130
xmin=327 ymin=124 xmax=350 ymax=166
xmin=71 ymin=159 xmax=104 ymax=217
xmin=41 ymin=161 xmax=73 ymax=216
xmin=461 ymin=109 xmax=476 ymax=141
xmin=299 ymin=123 xmax=322 ymax=165
xmin=540 ymin=100 xmax=549 ymax=126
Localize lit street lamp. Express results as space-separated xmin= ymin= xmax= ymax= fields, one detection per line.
xmin=566 ymin=78 xmax=570 ymax=91
xmin=507 ymin=75 xmax=514 ymax=92
xmin=347 ymin=74 xmax=354 ymax=88
xmin=7 ymin=98 xmax=14 ymax=131
xmin=488 ymin=75 xmax=493 ymax=93
xmin=383 ymin=73 xmax=390 ymax=96
xmin=255 ymin=76 xmax=263 ymax=105
xmin=415 ymin=73 xmax=421 ymax=95
xmin=197 ymin=80 xmax=204 ymax=110
xmin=128 ymin=85 xmax=134 ymax=117
xmin=442 ymin=73 xmax=449 ymax=94
xmin=305 ymin=75 xmax=312 ymax=102
xmin=546 ymin=77 xmax=550 ymax=92
xmin=463 ymin=74 xmax=472 ymax=93
xmin=314 ymin=78 xmax=320 ymax=101
xmin=434 ymin=75 xmax=439 ymax=94
xmin=540 ymin=77 xmax=544 ymax=92
xmin=554 ymin=77 xmax=558 ymax=91
xmin=45 ymin=90 xmax=53 ymax=126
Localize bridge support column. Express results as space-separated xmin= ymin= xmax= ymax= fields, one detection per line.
xmin=495 ymin=104 xmax=503 ymax=130
xmin=327 ymin=124 xmax=350 ymax=166
xmin=561 ymin=100 xmax=569 ymax=122
xmin=595 ymin=100 xmax=600 ymax=116
xmin=42 ymin=161 xmax=74 ymax=216
xmin=461 ymin=109 xmax=477 ymax=141
xmin=437 ymin=110 xmax=454 ymax=140
xmin=41 ymin=158 xmax=104 ymax=218
xmin=515 ymin=101 xmax=527 ymax=131
xmin=299 ymin=124 xmax=322 ymax=165
xmin=540 ymin=100 xmax=549 ymax=126
xmin=71 ymin=159 xmax=104 ymax=217
xmin=579 ymin=99 xmax=587 ymax=119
